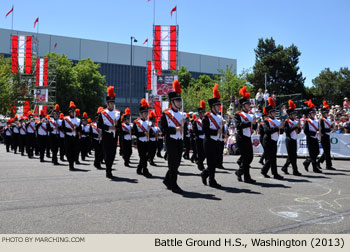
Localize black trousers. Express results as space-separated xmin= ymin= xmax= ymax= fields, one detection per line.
xmin=46 ymin=136 xmax=51 ymax=157
xmin=164 ymin=137 xmax=183 ymax=188
xmin=191 ymin=136 xmax=197 ymax=161
xmin=262 ymin=139 xmax=278 ymax=176
xmin=75 ymin=137 xmax=81 ymax=162
xmin=122 ymin=139 xmax=132 ymax=163
xmin=218 ymin=140 xmax=224 ymax=167
xmin=236 ymin=135 xmax=254 ymax=180
xmin=148 ymin=140 xmax=157 ymax=162
xmin=81 ymin=137 xmax=90 ymax=160
xmin=157 ymin=138 xmax=163 ymax=155
xmin=19 ymin=134 xmax=26 ymax=154
xmin=65 ymin=135 xmax=77 ymax=169
xmin=203 ymin=138 xmax=221 ymax=181
xmin=92 ymin=139 xmax=103 ymax=168
xmin=319 ymin=135 xmax=332 ymax=168
xmin=196 ymin=137 xmax=205 ymax=169
xmin=38 ymin=135 xmax=47 ymax=161
xmin=283 ymin=138 xmax=298 ymax=172
xmin=183 ymin=137 xmax=190 ymax=158
xmin=5 ymin=135 xmax=11 ymax=152
xmin=50 ymin=134 xmax=59 ymax=163
xmin=59 ymin=137 xmax=65 ymax=159
xmin=26 ymin=133 xmax=35 ymax=157
xmin=137 ymin=140 xmax=148 ymax=170
xmin=12 ymin=133 xmax=19 ymax=153
xmin=304 ymin=136 xmax=320 ymax=170
xmin=102 ymin=132 xmax=117 ymax=175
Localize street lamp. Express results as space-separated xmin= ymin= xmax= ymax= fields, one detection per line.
xmin=130 ymin=36 xmax=137 ymax=109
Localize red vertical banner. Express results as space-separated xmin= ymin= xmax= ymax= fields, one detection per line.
xmin=147 ymin=61 xmax=152 ymax=90
xmin=34 ymin=105 xmax=39 ymax=118
xmin=154 ymin=25 xmax=161 ymax=71
xmin=154 ymin=101 xmax=161 ymax=121
xmin=35 ymin=58 xmax=40 ymax=86
xmin=43 ymin=105 xmax=47 ymax=116
xmin=25 ymin=36 xmax=32 ymax=74
xmin=43 ymin=58 xmax=48 ymax=86
xmin=11 ymin=35 xmax=18 ymax=73
xmin=170 ymin=26 xmax=177 ymax=70
xmin=24 ymin=101 xmax=30 ymax=116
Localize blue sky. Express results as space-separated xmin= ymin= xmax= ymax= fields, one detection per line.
xmin=1 ymin=0 xmax=349 ymax=87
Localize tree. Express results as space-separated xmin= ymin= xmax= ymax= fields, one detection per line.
xmin=176 ymin=65 xmax=194 ymax=89
xmin=247 ymin=37 xmax=305 ymax=96
xmin=0 ymin=55 xmax=13 ymax=115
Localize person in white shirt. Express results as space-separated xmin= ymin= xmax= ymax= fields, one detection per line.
xmin=192 ymin=100 xmax=206 ymax=171
xmin=263 ymin=90 xmax=269 ymax=107
xmin=49 ymin=104 xmax=61 ymax=165
xmin=25 ymin=111 xmax=36 ymax=158
xmin=148 ymin=111 xmax=159 ymax=166
xmin=302 ymin=99 xmax=322 ymax=173
xmin=36 ymin=110 xmax=51 ymax=162
xmin=200 ymin=84 xmax=224 ymax=189
xmin=261 ymin=97 xmax=285 ymax=180
xmin=255 ymin=88 xmax=264 ymax=107
xmin=132 ymin=99 xmax=152 ymax=178
xmin=120 ymin=108 xmax=132 ymax=167
xmin=161 ymin=80 xmax=184 ymax=193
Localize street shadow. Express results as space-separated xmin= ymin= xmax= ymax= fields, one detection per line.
xmin=109 ymin=176 xmax=138 ymax=183
xmin=301 ymin=174 xmax=330 ymax=179
xmin=181 ymin=191 xmax=221 ymax=201
xmin=322 ymin=172 xmax=347 ymax=176
xmin=75 ymin=162 xmax=90 ymax=166
xmin=216 ymin=170 xmax=230 ymax=174
xmin=147 ymin=175 xmax=164 ymax=180
xmin=69 ymin=168 xmax=90 ymax=172
xmin=219 ymin=186 xmax=261 ymax=195
xmin=334 ymin=169 xmax=350 ymax=173
xmin=178 ymin=171 xmax=200 ymax=177
xmin=282 ymin=177 xmax=311 ymax=183
xmin=254 ymin=181 xmax=291 ymax=188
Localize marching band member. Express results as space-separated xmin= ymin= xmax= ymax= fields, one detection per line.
xmin=193 ymin=102 xmax=206 ymax=171
xmin=19 ymin=116 xmax=27 ymax=156
xmin=120 ymin=108 xmax=132 ymax=167
xmin=26 ymin=112 xmax=36 ymax=159
xmin=11 ymin=115 xmax=20 ymax=154
xmin=183 ymin=113 xmax=191 ymax=160
xmin=4 ymin=119 xmax=13 ymax=152
xmin=57 ymin=113 xmax=66 ymax=161
xmin=148 ymin=111 xmax=158 ymax=166
xmin=92 ymin=107 xmax=103 ymax=169
xmin=36 ymin=109 xmax=50 ymax=162
xmin=80 ymin=112 xmax=91 ymax=161
xmin=49 ymin=105 xmax=61 ymax=165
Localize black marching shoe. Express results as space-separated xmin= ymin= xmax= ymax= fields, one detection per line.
xmin=261 ymin=172 xmax=270 ymax=178
xmin=143 ymin=169 xmax=153 ymax=178
xmin=124 ymin=162 xmax=130 ymax=167
xmin=157 ymin=153 xmax=163 ymax=158
xmin=149 ymin=161 xmax=157 ymax=166
xmin=171 ymin=184 xmax=184 ymax=194
xmin=163 ymin=180 xmax=171 ymax=190
xmin=303 ymin=161 xmax=309 ymax=172
xmin=281 ymin=166 xmax=289 ymax=175
xmin=245 ymin=178 xmax=256 ymax=184
xmin=106 ymin=173 xmax=113 ymax=179
xmin=326 ymin=167 xmax=336 ymax=170
xmin=273 ymin=174 xmax=284 ymax=180
xmin=313 ymin=167 xmax=322 ymax=173
xmin=209 ymin=180 xmax=222 ymax=189
xmin=293 ymin=171 xmax=302 ymax=176
xmin=235 ymin=171 xmax=242 ymax=182
xmin=197 ymin=163 xmax=205 ymax=171
xmin=201 ymin=170 xmax=209 ymax=185
xmin=136 ymin=167 xmax=143 ymax=175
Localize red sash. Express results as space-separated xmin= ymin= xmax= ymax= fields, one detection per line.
xmin=164 ymin=110 xmax=181 ymax=127
xmin=101 ymin=110 xmax=114 ymax=125
xmin=20 ymin=126 xmax=26 ymax=133
xmin=206 ymin=113 xmax=220 ymax=130
xmin=64 ymin=117 xmax=75 ymax=129
xmin=6 ymin=127 xmax=12 ymax=134
xmin=195 ymin=119 xmax=202 ymax=128
xmin=122 ymin=123 xmax=130 ymax=132
xmin=286 ymin=119 xmax=298 ymax=133
xmin=306 ymin=119 xmax=318 ymax=131
xmin=40 ymin=124 xmax=48 ymax=134
xmin=322 ymin=118 xmax=331 ymax=128
xmin=238 ymin=112 xmax=250 ymax=122
xmin=135 ymin=119 xmax=147 ymax=133
xmin=28 ymin=123 xmax=36 ymax=133
xmin=91 ymin=123 xmax=100 ymax=134
xmin=266 ymin=118 xmax=277 ymax=127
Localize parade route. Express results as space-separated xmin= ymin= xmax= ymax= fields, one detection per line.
xmin=0 ymin=147 xmax=350 ymax=234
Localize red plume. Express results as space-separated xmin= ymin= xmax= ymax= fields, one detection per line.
xmin=40 ymin=109 xmax=45 ymax=116
xmin=263 ymin=107 xmax=267 ymax=115
xmin=83 ymin=112 xmax=88 ymax=118
xmin=268 ymin=97 xmax=275 ymax=107
xmin=192 ymin=114 xmax=196 ymax=119
xmin=213 ymin=83 xmax=221 ymax=98
xmin=323 ymin=100 xmax=330 ymax=109
xmin=107 ymin=86 xmax=116 ymax=98
xmin=200 ymin=100 xmax=206 ymax=109
xmin=28 ymin=111 xmax=33 ymax=116
xmin=46 ymin=115 xmax=50 ymax=119
xmin=97 ymin=106 xmax=104 ymax=113
xmin=54 ymin=104 xmax=60 ymax=111
xmin=69 ymin=101 xmax=76 ymax=108
xmin=125 ymin=107 xmax=131 ymax=115
xmin=304 ymin=99 xmax=315 ymax=109
xmin=288 ymin=100 xmax=296 ymax=109
xmin=239 ymin=86 xmax=250 ymax=99
xmin=140 ymin=98 xmax=149 ymax=108
xmin=75 ymin=108 xmax=80 ymax=116
xmin=173 ymin=80 xmax=181 ymax=93
xmin=88 ymin=118 xmax=92 ymax=123
xmin=186 ymin=113 xmax=189 ymax=118
xmin=149 ymin=110 xmax=156 ymax=118
xmin=60 ymin=113 xmax=64 ymax=119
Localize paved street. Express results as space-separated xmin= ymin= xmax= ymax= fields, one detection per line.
xmin=0 ymin=146 xmax=350 ymax=234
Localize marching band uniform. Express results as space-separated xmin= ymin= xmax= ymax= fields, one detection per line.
xmin=258 ymin=119 xmax=265 ymax=165
xmin=92 ymin=108 xmax=103 ymax=169
xmin=36 ymin=110 xmax=51 ymax=162
xmin=11 ymin=118 xmax=20 ymax=154
xmin=132 ymin=99 xmax=152 ymax=177
xmin=19 ymin=117 xmax=27 ymax=156
xmin=120 ymin=108 xmax=132 ymax=167
xmin=261 ymin=98 xmax=284 ymax=180
xmin=200 ymin=84 xmax=223 ymax=188
xmin=218 ymin=118 xmax=227 ymax=169
xmin=80 ymin=113 xmax=91 ymax=161
xmin=303 ymin=99 xmax=322 ymax=173
xmin=4 ymin=120 xmax=12 ymax=152
xmin=234 ymin=86 xmax=256 ymax=183
xmin=189 ymin=115 xmax=197 ymax=163
xmin=193 ymin=102 xmax=207 ymax=170
xmin=281 ymin=100 xmax=302 ymax=176
xmin=161 ymin=80 xmax=184 ymax=193
xmin=74 ymin=109 xmax=82 ymax=164
xmin=97 ymin=87 xmax=120 ymax=178
xmin=318 ymin=101 xmax=335 ymax=170
xmin=57 ymin=113 xmax=66 ymax=161
xmin=148 ymin=111 xmax=158 ymax=166
xmin=62 ymin=101 xmax=81 ymax=170
xmin=49 ymin=105 xmax=61 ymax=165
xmin=183 ymin=113 xmax=191 ymax=160
xmin=156 ymin=125 xmax=163 ymax=158
xmin=26 ymin=112 xmax=36 ymax=158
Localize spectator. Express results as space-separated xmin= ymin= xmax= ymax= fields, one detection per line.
xmin=263 ymin=89 xmax=269 ymax=106
xmin=255 ymin=88 xmax=264 ymax=107
xmin=343 ymin=97 xmax=350 ymax=110
xmin=272 ymin=94 xmax=277 ymax=106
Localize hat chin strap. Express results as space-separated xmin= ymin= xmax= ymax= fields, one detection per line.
xmin=172 ymin=100 xmax=180 ymax=111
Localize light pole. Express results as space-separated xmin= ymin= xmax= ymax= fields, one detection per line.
xmin=130 ymin=36 xmax=137 ymax=109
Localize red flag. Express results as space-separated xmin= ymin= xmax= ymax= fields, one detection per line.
xmin=142 ymin=38 xmax=148 ymax=45
xmin=34 ymin=17 xmax=39 ymax=28
xmin=6 ymin=6 xmax=13 ymax=17
xmin=170 ymin=6 xmax=177 ymax=16
xmin=53 ymin=43 xmax=57 ymax=49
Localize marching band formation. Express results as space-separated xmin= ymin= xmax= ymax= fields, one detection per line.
xmin=2 ymin=81 xmax=337 ymax=194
